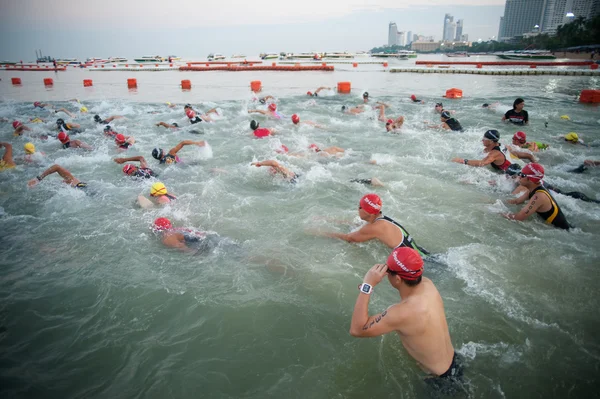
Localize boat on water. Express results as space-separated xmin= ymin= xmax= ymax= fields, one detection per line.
xmin=445 ymin=52 xmax=470 ymax=58
xmin=231 ymin=54 xmax=247 ymax=58
xmin=56 ymin=58 xmax=81 ymax=65
xmin=260 ymin=53 xmax=279 ymax=60
xmin=108 ymin=57 xmax=128 ymax=63
xmin=85 ymin=57 xmax=109 ymax=64
xmin=497 ymin=51 xmax=556 ymax=60
xmin=355 ymin=51 xmax=370 ymax=58
xmin=323 ymin=52 xmax=354 ymax=59
xmin=371 ymin=51 xmax=416 ymax=59
xmin=134 ymin=56 xmax=164 ymax=63
xmin=167 ymin=55 xmax=180 ymax=61
xmin=1 ymin=60 xmax=17 ymax=65
xmin=284 ymin=52 xmax=322 ymax=59
xmin=207 ymin=53 xmax=226 ymax=61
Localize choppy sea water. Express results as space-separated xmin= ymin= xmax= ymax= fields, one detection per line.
xmin=0 ymin=56 xmax=599 ymax=398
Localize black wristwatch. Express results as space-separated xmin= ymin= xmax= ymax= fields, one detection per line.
xmin=463 ymin=159 xmax=468 ymax=165
xmin=37 ymin=175 xmax=43 ymax=181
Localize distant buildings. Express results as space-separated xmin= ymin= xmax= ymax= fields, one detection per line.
xmin=407 ymin=31 xmax=413 ymax=45
xmin=388 ymin=22 xmax=398 ymax=46
xmin=443 ymin=14 xmax=456 ymax=41
xmin=455 ymin=19 xmax=463 ymax=41
xmin=499 ymin=0 xmax=600 ymax=41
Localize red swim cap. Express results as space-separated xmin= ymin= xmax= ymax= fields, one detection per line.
xmin=123 ymin=164 xmax=136 ymax=175
xmin=513 ymin=131 xmax=526 ymax=143
xmin=275 ymin=144 xmax=289 ymax=154
xmin=521 ymin=163 xmax=544 ymax=183
xmin=12 ymin=121 xmax=22 ymax=129
xmin=185 ymin=109 xmax=196 ymax=118
xmin=253 ymin=128 xmax=271 ymax=138
xmin=269 ymin=103 xmax=277 ymax=111
xmin=386 ymin=119 xmax=394 ymax=125
xmin=386 ymin=247 xmax=424 ymax=281
xmin=115 ymin=133 xmax=126 ymax=144
xmin=153 ymin=217 xmax=172 ymax=231
xmin=410 ymin=94 xmax=417 ymax=100
xmin=291 ymin=114 xmax=300 ymax=124
xmin=359 ymin=193 xmax=382 ymax=214
xmin=309 ymin=143 xmax=320 ymax=152
xmin=57 ymin=131 xmax=69 ymax=143
xmin=33 ymin=101 xmax=41 ymax=108
xmin=307 ymin=91 xmax=313 ymax=96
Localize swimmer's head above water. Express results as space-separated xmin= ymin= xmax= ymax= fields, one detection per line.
xmin=291 ymin=114 xmax=300 ymax=124
xmin=359 ymin=193 xmax=382 ymax=215
xmin=268 ymin=103 xmax=277 ymax=112
xmin=309 ymin=143 xmax=321 ymax=152
xmin=250 ymin=120 xmax=259 ymax=131
xmin=152 ymin=148 xmax=164 ymax=160
xmin=12 ymin=121 xmax=22 ymax=129
xmin=152 ymin=217 xmax=172 ymax=232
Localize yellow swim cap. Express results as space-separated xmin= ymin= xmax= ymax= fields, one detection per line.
xmin=150 ymin=182 xmax=167 ymax=196
xmin=560 ymin=115 xmax=570 ymax=120
xmin=565 ymin=132 xmax=579 ymax=142
xmin=24 ymin=142 xmax=35 ymax=154
xmin=80 ymin=107 xmax=88 ymax=113
xmin=166 ymin=102 xmax=172 ymax=106
xmin=30 ymin=117 xmax=43 ymax=123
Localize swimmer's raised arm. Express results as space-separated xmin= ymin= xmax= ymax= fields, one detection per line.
xmin=315 ymin=87 xmax=330 ymax=94
xmin=114 ymin=156 xmax=148 ymax=168
xmin=169 ymin=140 xmax=206 ymax=155
xmin=248 ymin=109 xmax=268 ymax=115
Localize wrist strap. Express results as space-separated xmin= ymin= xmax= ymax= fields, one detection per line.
xmin=37 ymin=175 xmax=43 ymax=181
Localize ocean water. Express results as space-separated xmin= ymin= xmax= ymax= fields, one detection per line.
xmin=0 ymin=55 xmax=599 ymax=399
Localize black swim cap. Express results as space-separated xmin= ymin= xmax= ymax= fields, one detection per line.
xmin=104 ymin=125 xmax=112 ymax=132
xmin=363 ymin=91 xmax=369 ymax=98
xmin=482 ymin=103 xmax=489 ymax=107
xmin=441 ymin=111 xmax=451 ymax=119
xmin=259 ymin=99 xmax=266 ymax=104
xmin=505 ymin=164 xmax=522 ymax=176
xmin=171 ymin=122 xmax=178 ymax=127
xmin=484 ymin=129 xmax=500 ymax=142
xmin=184 ymin=104 xmax=191 ymax=109
xmin=341 ymin=105 xmax=347 ymax=112
xmin=152 ymin=148 xmax=163 ymax=160
xmin=436 ymin=102 xmax=443 ymax=107
xmin=94 ymin=115 xmax=101 ymax=122
xmin=250 ymin=120 xmax=259 ymax=130
xmin=56 ymin=118 xmax=64 ymax=125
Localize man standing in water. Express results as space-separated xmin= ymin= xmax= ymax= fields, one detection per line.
xmin=350 ymin=247 xmax=460 ymax=379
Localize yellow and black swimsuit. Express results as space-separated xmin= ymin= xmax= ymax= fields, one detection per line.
xmin=528 ymin=186 xmax=570 ymax=230
xmin=0 ymin=160 xmax=16 ymax=171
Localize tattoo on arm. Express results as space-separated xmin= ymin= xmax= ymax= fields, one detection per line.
xmin=361 ymin=310 xmax=387 ymax=330
xmin=525 ymin=200 xmax=536 ymax=215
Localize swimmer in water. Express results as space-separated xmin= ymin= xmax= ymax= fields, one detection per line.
xmin=57 ymin=132 xmax=92 ymax=150
xmin=427 ymin=111 xmax=463 ymax=131
xmin=155 ymin=122 xmax=179 ymax=129
xmin=452 ymin=130 xmax=529 ymax=172
xmin=34 ymin=102 xmax=75 ymax=118
xmin=341 ymin=105 xmax=365 ymax=115
xmin=184 ymin=104 xmax=219 ymax=124
xmin=311 ymin=194 xmax=429 ymax=256
xmin=151 ymin=140 xmax=207 ymax=165
xmin=290 ymin=114 xmax=324 ymax=128
xmin=434 ymin=102 xmax=455 ymax=114
xmin=482 ymin=102 xmax=498 ymax=109
xmin=103 ymin=125 xmax=118 ymax=138
xmin=0 ymin=142 xmax=17 ymax=171
xmin=256 ymin=95 xmax=275 ymax=104
xmin=502 ymin=97 xmax=529 ymax=125
xmin=248 ymin=103 xmax=282 ymax=119
xmin=511 ymin=131 xmax=549 ymax=152
xmin=27 ymin=164 xmax=87 ymax=189
xmin=114 ymin=156 xmax=158 ymax=179
xmin=250 ymin=120 xmax=277 ymax=138
xmin=94 ymin=114 xmax=124 ymax=124
xmin=349 ymin=248 xmax=460 ymax=381
xmin=251 ymin=159 xmax=298 ymax=183
xmin=306 ymin=87 xmax=330 ymax=97
xmin=12 ymin=121 xmax=32 ymax=136
xmin=289 ymin=143 xmax=345 ymax=158
xmin=376 ymin=105 xmax=405 ymax=130
xmin=151 ymin=217 xmax=207 ymax=252
xmin=138 ymin=182 xmax=177 ymax=208
xmin=503 ymin=163 xmax=571 ymax=230
xmin=56 ymin=118 xmax=81 ymax=133
xmin=23 ymin=142 xmax=45 ymax=164
xmin=115 ymin=133 xmax=135 ymax=151
xmin=560 ymin=132 xmax=588 ymax=147
xmin=410 ymin=94 xmax=424 ymax=104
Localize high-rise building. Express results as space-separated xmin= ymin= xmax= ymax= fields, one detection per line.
xmin=397 ymin=31 xmax=406 ymax=46
xmin=498 ymin=0 xmax=545 ymax=41
xmin=455 ymin=19 xmax=463 ymax=41
xmin=443 ymin=14 xmax=455 ymax=41
xmin=388 ymin=22 xmax=398 ymax=46
xmin=407 ymin=31 xmax=413 ymax=45
xmin=541 ymin=0 xmax=600 ymax=34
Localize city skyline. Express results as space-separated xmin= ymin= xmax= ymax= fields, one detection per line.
xmin=0 ymin=1 xmax=505 ymax=60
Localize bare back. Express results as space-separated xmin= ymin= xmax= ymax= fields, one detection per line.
xmin=389 ymin=278 xmax=454 ymax=375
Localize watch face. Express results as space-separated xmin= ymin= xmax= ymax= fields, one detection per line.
xmin=361 ymin=284 xmax=371 ymax=293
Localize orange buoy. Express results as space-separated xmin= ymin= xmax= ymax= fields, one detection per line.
xmin=353 ymin=62 xmax=358 ymax=67
xmin=591 ymin=64 xmax=599 ymax=70
xmin=125 ymin=64 xmax=128 ymax=67
xmin=530 ymin=65 xmax=537 ymax=69
xmin=113 ymin=65 xmax=116 ymax=68
xmin=337 ymin=81 xmax=351 ymax=94
xmin=43 ymin=78 xmax=53 ymax=86
xmin=444 ymin=88 xmax=463 ymax=99
xmin=170 ymin=63 xmax=173 ymax=67
xmin=181 ymin=80 xmax=191 ymax=90
xmin=579 ymin=89 xmax=600 ymax=103
xmin=250 ymin=80 xmax=262 ymax=92
xmin=383 ymin=62 xmax=388 ymax=67
xmin=127 ymin=78 xmax=137 ymax=88
xmin=476 ymin=64 xmax=483 ymax=68
xmin=11 ymin=77 xmax=21 ymax=85
xmin=272 ymin=62 xmax=276 ymax=67
xmin=101 ymin=65 xmax=104 ymax=68
xmin=83 ymin=79 xmax=93 ymax=87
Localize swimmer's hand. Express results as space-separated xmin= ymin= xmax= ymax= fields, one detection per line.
xmin=27 ymin=178 xmax=39 ymax=187
xmin=451 ymin=157 xmax=465 ymax=164
xmin=251 ymin=162 xmax=262 ymax=167
xmin=113 ymin=158 xmax=126 ymax=164
xmin=502 ymin=212 xmax=515 ymax=220
xmin=363 ymin=264 xmax=388 ymax=287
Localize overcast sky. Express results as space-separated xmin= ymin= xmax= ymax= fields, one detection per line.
xmin=0 ymin=0 xmax=505 ymax=61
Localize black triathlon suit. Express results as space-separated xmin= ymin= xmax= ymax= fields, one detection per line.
xmin=374 ymin=215 xmax=430 ymax=256
xmin=529 ymin=186 xmax=570 ymax=230
xmin=445 ymin=118 xmax=463 ymax=131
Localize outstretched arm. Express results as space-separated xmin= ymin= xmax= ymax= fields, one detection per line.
xmin=56 ymin=108 xmax=75 ymax=118
xmin=156 ymin=122 xmax=171 ymax=128
xmin=311 ymin=223 xmax=378 ymax=243
xmin=0 ymin=142 xmax=15 ymax=166
xmin=169 ymin=140 xmax=205 ymax=155
xmin=503 ymin=193 xmax=544 ymax=221
xmin=252 ymin=159 xmax=293 ymax=179
xmin=248 ymin=110 xmax=268 ymax=115
xmin=114 ymin=156 xmax=146 ymax=166
xmin=315 ymin=87 xmax=330 ymax=94
xmin=28 ymin=164 xmax=76 ymax=187
xmin=451 ymin=153 xmax=497 ymax=167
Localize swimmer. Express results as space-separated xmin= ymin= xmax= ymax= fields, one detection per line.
xmin=115 ymin=133 xmax=135 ymax=150
xmin=23 ymin=142 xmax=45 ymax=163
xmin=503 ymin=163 xmax=571 ymax=230
xmin=184 ymin=104 xmax=219 ymax=124
xmin=384 ymin=117 xmax=405 ymax=132
xmin=511 ymin=131 xmax=549 ymax=152
xmin=427 ymin=111 xmax=463 ymax=131
xmin=35 ymin=102 xmax=75 ymax=118
xmin=151 ymin=140 xmax=206 ymax=165
xmin=482 ymin=102 xmax=498 ymax=109
xmin=27 ymin=164 xmax=87 ymax=189
xmin=57 ymin=132 xmax=92 ymax=150
xmin=94 ymin=114 xmax=124 ymax=124
xmin=12 ymin=121 xmax=32 ymax=136
xmin=138 ymin=182 xmax=177 ymax=208
xmin=56 ymin=118 xmax=81 ymax=133
xmin=250 ymin=120 xmax=277 ymax=138
xmin=114 ymin=156 xmax=158 ymax=179
xmin=290 ymin=144 xmax=345 ymax=158
xmin=251 ymin=160 xmax=298 ymax=183
xmin=410 ymin=94 xmax=424 ymax=104
xmin=434 ymin=102 xmax=454 ymax=114
xmin=362 ymin=92 xmax=370 ymax=103
xmin=248 ymin=103 xmax=282 ymax=119
xmin=166 ymin=102 xmax=177 ymax=108
xmin=79 ymin=106 xmax=88 ymax=114
xmin=256 ymin=95 xmax=275 ymax=104
xmin=151 ymin=217 xmax=207 ymax=252
xmin=502 ymin=97 xmax=529 ymax=125
xmin=341 ymin=105 xmax=365 ymax=115
xmin=290 ymin=114 xmax=324 ymax=128
xmin=0 ymin=142 xmax=17 ymax=171
xmin=306 ymin=87 xmax=330 ymax=97
xmin=311 ymin=194 xmax=429 ymax=256
xmin=560 ymin=132 xmax=588 ymax=147
xmin=349 ymin=248 xmax=460 ymax=380
xmin=451 ymin=130 xmax=514 ymax=172
xmin=103 ymin=125 xmax=118 ymax=138
xmin=584 ymin=160 xmax=600 ymax=167
xmin=29 ymin=117 xmax=45 ymax=123
xmin=155 ymin=121 xmax=179 ymax=129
